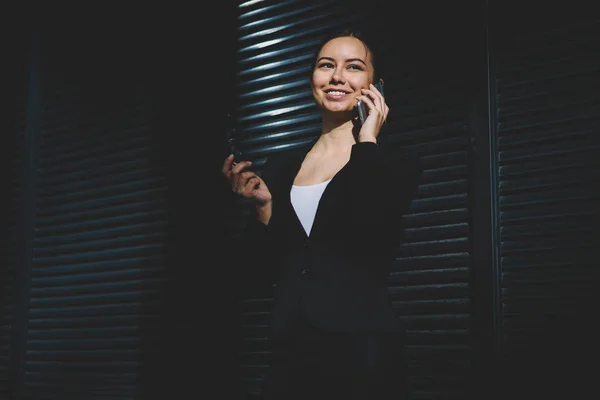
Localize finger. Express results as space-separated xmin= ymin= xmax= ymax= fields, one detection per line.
xmin=231 ymin=160 xmax=252 ymax=175
xmin=237 ymin=172 xmax=259 ymax=193
xmin=369 ymin=83 xmax=385 ymax=108
xmin=231 ymin=167 xmax=252 ymax=192
xmin=369 ymin=83 xmax=384 ymax=99
xmin=242 ymin=176 xmax=261 ymax=197
xmin=240 ymin=171 xmax=258 ymax=182
xmin=358 ymin=93 xmax=377 ymax=110
xmin=361 ymin=88 xmax=383 ymax=112
xmin=366 ymin=87 xmax=387 ymax=121
xmin=359 ymin=96 xmax=383 ymax=122
xmin=222 ymin=154 xmax=235 ymax=176
xmin=248 ymin=176 xmax=261 ymax=191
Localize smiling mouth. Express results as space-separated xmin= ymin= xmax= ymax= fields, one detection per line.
xmin=325 ymin=90 xmax=351 ymax=99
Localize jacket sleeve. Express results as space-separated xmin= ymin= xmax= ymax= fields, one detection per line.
xmin=228 ymin=155 xmax=280 ymax=294
xmin=243 ymin=154 xmax=278 ymax=241
xmin=346 ymin=142 xmax=422 ymax=243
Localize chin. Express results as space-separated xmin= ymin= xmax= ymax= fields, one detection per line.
xmin=324 ymin=103 xmax=353 ymax=113
xmin=324 ymin=109 xmax=354 ymax=121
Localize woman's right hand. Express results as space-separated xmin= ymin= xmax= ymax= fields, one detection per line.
xmin=222 ymin=154 xmax=272 ymax=207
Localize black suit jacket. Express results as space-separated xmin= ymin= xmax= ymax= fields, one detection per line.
xmin=244 ymin=141 xmax=421 ymax=334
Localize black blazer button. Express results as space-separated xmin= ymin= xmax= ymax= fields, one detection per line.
xmin=301 ymin=268 xmax=308 ymax=276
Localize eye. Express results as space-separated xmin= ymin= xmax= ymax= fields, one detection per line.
xmin=318 ymin=62 xmax=334 ymax=69
xmin=347 ymin=64 xmax=364 ymax=71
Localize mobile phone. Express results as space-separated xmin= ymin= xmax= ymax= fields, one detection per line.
xmin=226 ymin=113 xmax=243 ymax=163
xmin=357 ymin=79 xmax=384 ymax=125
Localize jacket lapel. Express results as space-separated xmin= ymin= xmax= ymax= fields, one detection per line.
xmin=272 ymin=147 xmax=310 ymax=239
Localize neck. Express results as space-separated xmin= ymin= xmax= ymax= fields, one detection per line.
xmin=314 ymin=118 xmax=357 ymax=153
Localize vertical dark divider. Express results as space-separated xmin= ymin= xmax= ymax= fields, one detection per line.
xmin=10 ymin=32 xmax=39 ymax=400
xmin=467 ymin=1 xmax=502 ymax=399
xmin=142 ymin=3 xmax=242 ymax=398
xmin=1 ymin=8 xmax=30 ymax=398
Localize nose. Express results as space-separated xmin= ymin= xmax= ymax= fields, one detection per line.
xmin=330 ymin=68 xmax=346 ymax=84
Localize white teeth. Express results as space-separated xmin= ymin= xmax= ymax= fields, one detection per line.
xmin=327 ymin=91 xmax=346 ymax=95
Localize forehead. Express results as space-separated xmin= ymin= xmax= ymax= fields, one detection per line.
xmin=318 ymin=36 xmax=371 ymax=64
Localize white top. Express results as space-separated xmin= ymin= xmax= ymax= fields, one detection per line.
xmin=290 ymin=179 xmax=332 ymax=236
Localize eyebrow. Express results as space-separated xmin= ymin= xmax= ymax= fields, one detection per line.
xmin=317 ymin=56 xmax=367 ymax=66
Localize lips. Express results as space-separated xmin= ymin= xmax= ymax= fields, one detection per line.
xmin=324 ymin=90 xmax=351 ymax=100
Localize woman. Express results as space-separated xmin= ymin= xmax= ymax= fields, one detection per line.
xmin=222 ymin=28 xmax=421 ymax=399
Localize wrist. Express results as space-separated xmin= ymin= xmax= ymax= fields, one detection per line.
xmin=358 ymin=136 xmax=378 ymax=144
xmin=255 ymin=201 xmax=272 ymax=224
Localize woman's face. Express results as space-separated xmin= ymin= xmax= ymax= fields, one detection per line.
xmin=311 ymin=36 xmax=374 ymax=117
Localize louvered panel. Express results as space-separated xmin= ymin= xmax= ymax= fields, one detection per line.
xmin=496 ymin=18 xmax=600 ymax=357
xmin=384 ymin=74 xmax=472 ymax=399
xmin=22 ymin=53 xmax=166 ymax=400
xmin=374 ymin=33 xmax=472 ymax=399
xmin=0 ymin=116 xmax=26 ymax=397
xmin=234 ymin=0 xmax=362 ymax=160
xmin=233 ymin=2 xmax=474 ymax=399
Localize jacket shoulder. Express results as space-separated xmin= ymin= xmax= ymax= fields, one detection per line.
xmin=260 ymin=143 xmax=311 ymax=182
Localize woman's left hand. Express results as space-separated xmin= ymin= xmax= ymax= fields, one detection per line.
xmin=357 ymin=82 xmax=389 ymax=143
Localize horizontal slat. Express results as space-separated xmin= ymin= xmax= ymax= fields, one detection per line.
xmin=38 ymin=159 xmax=157 ymax=190
xmin=27 ymin=325 xmax=143 ymax=340
xmin=37 ymin=178 xmax=165 ymax=208
xmin=403 ymin=222 xmax=470 ymax=242
xmin=403 ymin=209 xmax=469 ymax=228
xmin=37 ymin=120 xmax=147 ymax=149
xmin=27 ymin=347 xmax=140 ymax=358
xmin=34 ymin=220 xmax=167 ymax=248
xmin=388 ymin=283 xmax=470 ymax=300
xmin=35 ymin=188 xmax=167 ymax=218
xmin=393 ymin=253 xmax=470 ymax=273
xmin=398 ymin=237 xmax=470 ymax=258
xmin=409 ymin=194 xmax=469 ymax=213
xmin=36 ymin=204 xmax=166 ymax=231
xmin=31 ymin=244 xmax=165 ymax=267
xmin=389 ymin=267 xmax=470 ymax=285
xmin=37 ymin=138 xmax=153 ymax=174
xmin=25 ymin=370 xmax=138 ymax=382
xmin=28 ymin=257 xmax=165 ymax=278
xmin=30 ymin=276 xmax=163 ymax=296
xmin=28 ymin=314 xmax=161 ymax=329
xmin=25 ymin=360 xmax=138 ymax=370
xmin=38 ymin=169 xmax=160 ymax=199
xmin=33 ymin=233 xmax=166 ymax=259
xmin=23 ymin=389 xmax=135 ymax=400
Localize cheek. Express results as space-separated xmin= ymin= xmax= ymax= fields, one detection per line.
xmin=350 ymin=77 xmax=370 ymax=90
xmin=311 ymin=73 xmax=327 ymax=87
xmin=311 ymin=86 xmax=321 ymax=103
xmin=311 ymin=87 xmax=318 ymax=99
